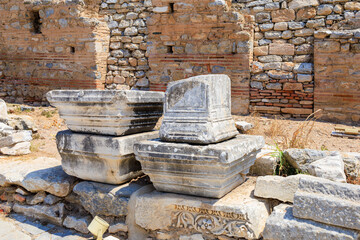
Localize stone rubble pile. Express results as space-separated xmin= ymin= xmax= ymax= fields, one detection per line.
xmin=135 ymin=74 xmax=265 ymax=198
xmin=0 ymin=99 xmax=33 ymax=155
xmin=254 ymin=175 xmax=360 ymax=240
xmin=47 ymin=89 xmax=164 ymax=184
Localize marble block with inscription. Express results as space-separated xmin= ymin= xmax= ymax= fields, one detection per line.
xmin=134 ymin=135 xmax=264 ymax=198
xmin=293 ymin=176 xmax=360 ymax=231
xmin=134 ymin=178 xmax=269 ymax=240
xmin=47 ymin=90 xmax=164 ymax=136
xmin=57 ymin=130 xmax=159 ymax=184
xmin=159 ymin=74 xmax=238 ymax=144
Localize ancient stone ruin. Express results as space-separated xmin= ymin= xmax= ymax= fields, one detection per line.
xmin=0 ymin=0 xmax=359 ymax=123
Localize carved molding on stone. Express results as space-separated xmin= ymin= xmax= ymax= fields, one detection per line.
xmin=172 ymin=205 xmax=255 ymax=238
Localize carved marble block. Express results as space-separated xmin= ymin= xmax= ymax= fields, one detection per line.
xmin=293 ymin=176 xmax=360 ymax=231
xmin=134 ymin=135 xmax=264 ymax=198
xmin=57 ymin=130 xmax=159 ymax=184
xmin=47 ymin=90 xmax=164 ymax=136
xmin=159 ymin=74 xmax=238 ymax=144
xmin=134 ymin=179 xmax=269 ymax=240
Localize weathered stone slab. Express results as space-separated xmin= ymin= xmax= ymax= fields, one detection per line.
xmin=293 ymin=177 xmax=360 ymax=231
xmin=47 ymin=90 xmax=164 ymax=136
xmin=342 ymin=152 xmax=360 ymax=178
xmin=263 ymin=204 xmax=359 ymax=240
xmin=57 ymin=130 xmax=158 ymax=184
xmin=249 ymin=146 xmax=277 ymax=176
xmin=284 ymin=148 xmax=337 ymax=172
xmin=72 ymin=180 xmax=147 ymax=217
xmin=63 ymin=215 xmax=91 ymax=234
xmin=0 ymin=130 xmax=32 ymax=148
xmin=159 ymin=74 xmax=238 ymax=144
xmin=134 ymin=135 xmax=264 ymax=198
xmin=308 ymin=154 xmax=346 ymax=182
xmin=0 ymin=141 xmax=31 ymax=155
xmin=0 ymin=157 xmax=75 ymax=197
xmin=235 ymin=121 xmax=254 ymax=133
xmin=13 ymin=203 xmax=65 ymax=226
xmin=0 ymin=99 xmax=7 ymax=120
xmin=254 ymin=175 xmax=303 ymax=203
xmin=134 ymin=178 xmax=269 ymax=240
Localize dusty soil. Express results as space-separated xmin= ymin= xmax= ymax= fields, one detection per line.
xmin=1 ymin=103 xmax=359 ymax=163
xmin=233 ymin=114 xmax=360 ymax=153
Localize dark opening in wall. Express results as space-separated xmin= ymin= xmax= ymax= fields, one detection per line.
xmin=70 ymin=46 xmax=75 ymax=54
xmin=167 ymin=46 xmax=173 ymax=54
xmin=31 ymin=11 xmax=42 ymax=34
xmin=169 ymin=3 xmax=174 ymax=13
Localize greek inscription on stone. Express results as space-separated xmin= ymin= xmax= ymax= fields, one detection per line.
xmin=173 ymin=205 xmax=247 ymax=221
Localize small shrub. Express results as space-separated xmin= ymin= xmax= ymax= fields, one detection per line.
xmin=272 ymin=142 xmax=300 ymax=176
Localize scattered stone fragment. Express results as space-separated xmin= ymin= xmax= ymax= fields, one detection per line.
xmin=235 ymin=121 xmax=254 ymax=133
xmin=0 ymin=130 xmax=32 ymax=148
xmin=263 ymin=204 xmax=360 ymax=240
xmin=72 ymin=180 xmax=147 ymax=217
xmin=0 ymin=157 xmax=75 ymax=197
xmin=0 ymin=202 xmax=13 ymax=213
xmin=293 ymin=177 xmax=360 ymax=231
xmin=0 ymin=141 xmax=31 ymax=155
xmin=43 ymin=194 xmax=62 ymax=205
xmin=0 ymin=99 xmax=7 ymax=120
xmin=27 ymin=191 xmax=47 ymax=205
xmin=135 ymin=179 xmax=269 ymax=240
xmin=254 ymin=175 xmax=310 ymax=203
xmin=342 ymin=152 xmax=360 ymax=178
xmin=0 ymin=122 xmax=12 ymax=131
xmin=308 ymin=154 xmax=346 ymax=182
xmin=109 ymin=222 xmax=128 ymax=233
xmin=63 ymin=215 xmax=91 ymax=234
xmin=13 ymin=203 xmax=65 ymax=225
xmin=6 ymin=115 xmax=37 ymax=132
xmin=249 ymin=147 xmax=277 ymax=176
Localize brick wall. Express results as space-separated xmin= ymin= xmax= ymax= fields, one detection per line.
xmin=146 ymin=0 xmax=254 ymax=115
xmin=0 ymin=0 xmax=109 ymax=105
xmin=314 ymin=29 xmax=360 ymax=123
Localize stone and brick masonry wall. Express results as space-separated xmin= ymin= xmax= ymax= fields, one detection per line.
xmin=0 ymin=0 xmax=109 ymax=105
xmin=234 ymin=0 xmax=360 ymax=119
xmin=1 ymin=0 xmax=359 ymax=121
xmin=314 ymin=28 xmax=360 ymax=123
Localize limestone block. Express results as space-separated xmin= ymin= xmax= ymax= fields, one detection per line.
xmin=57 ymin=130 xmax=158 ymax=184
xmin=249 ymin=147 xmax=277 ymax=176
xmin=235 ymin=121 xmax=254 ymax=133
xmin=47 ymin=90 xmax=164 ymax=136
xmin=63 ymin=215 xmax=91 ymax=234
xmin=134 ymin=135 xmax=264 ymax=198
xmin=308 ymin=154 xmax=346 ymax=182
xmin=13 ymin=203 xmax=65 ymax=226
xmin=72 ymin=180 xmax=147 ymax=217
xmin=288 ymin=0 xmax=319 ymax=10
xmin=0 ymin=141 xmax=31 ymax=155
xmin=293 ymin=177 xmax=360 ymax=231
xmin=0 ymin=157 xmax=75 ymax=197
xmin=263 ymin=204 xmax=359 ymax=240
xmin=0 ymin=122 xmax=12 ymax=131
xmin=134 ymin=179 xmax=269 ymax=239
xmin=342 ymin=152 xmax=360 ymax=178
xmin=0 ymin=130 xmax=32 ymax=148
xmin=254 ymin=175 xmax=305 ymax=203
xmin=159 ymin=75 xmax=238 ymax=144
xmin=0 ymin=99 xmax=7 ymax=120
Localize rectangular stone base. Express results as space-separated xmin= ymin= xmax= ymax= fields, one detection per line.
xmin=134 ymin=178 xmax=269 ymax=240
xmin=134 ymin=135 xmax=264 ymax=198
xmin=57 ymin=130 xmax=159 ymax=184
